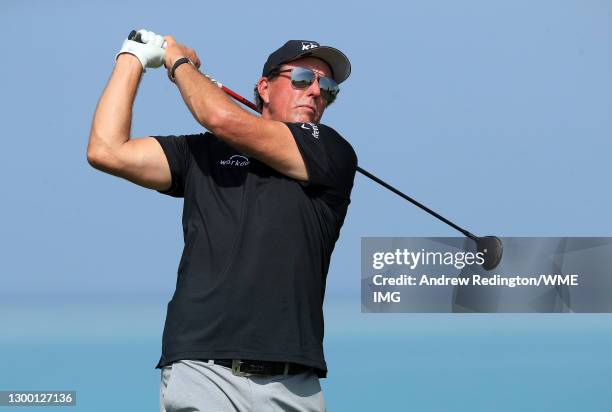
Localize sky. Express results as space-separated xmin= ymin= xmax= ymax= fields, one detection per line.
xmin=1 ymin=0 xmax=611 ymax=410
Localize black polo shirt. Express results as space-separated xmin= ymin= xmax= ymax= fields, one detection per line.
xmin=152 ymin=122 xmax=357 ymax=378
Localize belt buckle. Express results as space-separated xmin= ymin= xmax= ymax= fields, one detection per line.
xmin=231 ymin=359 xmax=252 ymax=377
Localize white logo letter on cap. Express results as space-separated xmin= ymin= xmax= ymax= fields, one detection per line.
xmin=301 ymin=42 xmax=319 ymax=51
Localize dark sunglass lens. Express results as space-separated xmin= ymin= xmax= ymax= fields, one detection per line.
xmin=319 ymin=77 xmax=339 ymax=103
xmin=291 ymin=68 xmax=315 ymax=89
xmin=319 ymin=77 xmax=338 ymax=93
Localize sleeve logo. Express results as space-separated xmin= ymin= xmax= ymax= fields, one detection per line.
xmin=300 ymin=123 xmax=320 ymax=139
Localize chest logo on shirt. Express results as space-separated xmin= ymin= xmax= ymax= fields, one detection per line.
xmin=300 ymin=123 xmax=319 ymax=139
xmin=219 ymin=154 xmax=250 ymax=167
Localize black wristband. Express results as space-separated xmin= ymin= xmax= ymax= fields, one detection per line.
xmin=168 ymin=57 xmax=195 ymax=83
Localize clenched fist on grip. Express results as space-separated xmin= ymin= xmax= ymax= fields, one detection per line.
xmin=116 ymin=29 xmax=167 ymax=71
xmin=162 ymin=35 xmax=202 ymax=72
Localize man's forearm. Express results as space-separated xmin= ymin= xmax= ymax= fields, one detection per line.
xmin=172 ymin=62 xmax=255 ymax=151
xmin=88 ymin=54 xmax=143 ymax=156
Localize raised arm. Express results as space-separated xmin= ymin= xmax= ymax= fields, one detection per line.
xmin=86 ymin=53 xmax=174 ymax=191
xmin=162 ymin=36 xmax=310 ymax=181
xmin=87 ymin=30 xmax=200 ymax=191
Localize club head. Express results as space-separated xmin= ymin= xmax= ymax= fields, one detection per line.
xmin=476 ymin=236 xmax=503 ymax=271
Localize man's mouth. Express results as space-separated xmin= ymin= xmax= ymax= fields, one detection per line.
xmin=297 ymin=104 xmax=316 ymax=112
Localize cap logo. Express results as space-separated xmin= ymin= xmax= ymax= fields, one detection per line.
xmin=301 ymin=41 xmax=319 ymax=51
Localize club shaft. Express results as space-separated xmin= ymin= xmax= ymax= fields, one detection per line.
xmin=355 ymin=166 xmax=477 ymax=241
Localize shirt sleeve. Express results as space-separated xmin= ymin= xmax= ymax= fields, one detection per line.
xmin=285 ymin=122 xmax=358 ymax=201
xmin=152 ymin=134 xmax=191 ymax=198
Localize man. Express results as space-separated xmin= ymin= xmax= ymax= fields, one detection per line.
xmin=87 ymin=29 xmax=357 ymax=411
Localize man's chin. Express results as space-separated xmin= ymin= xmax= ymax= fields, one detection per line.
xmin=293 ymin=109 xmax=319 ymax=123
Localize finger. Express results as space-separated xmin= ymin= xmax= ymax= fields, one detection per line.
xmin=145 ymin=30 xmax=155 ymax=43
xmin=163 ymin=35 xmax=176 ymax=46
xmin=138 ymin=29 xmax=149 ymax=43
xmin=152 ymin=34 xmax=164 ymax=48
xmin=186 ymin=49 xmax=200 ymax=68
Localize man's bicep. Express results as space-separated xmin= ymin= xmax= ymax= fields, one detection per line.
xmin=111 ymin=137 xmax=173 ymax=191
xmin=229 ymin=120 xmax=309 ymax=181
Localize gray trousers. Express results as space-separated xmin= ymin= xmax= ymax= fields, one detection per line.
xmin=160 ymin=360 xmax=326 ymax=412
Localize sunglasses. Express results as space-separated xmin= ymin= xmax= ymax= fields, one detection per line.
xmin=269 ymin=66 xmax=340 ymax=104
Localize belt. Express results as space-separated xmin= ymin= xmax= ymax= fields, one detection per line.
xmin=208 ymin=359 xmax=312 ymax=377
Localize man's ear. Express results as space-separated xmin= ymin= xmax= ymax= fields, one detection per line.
xmin=257 ymin=77 xmax=271 ymax=105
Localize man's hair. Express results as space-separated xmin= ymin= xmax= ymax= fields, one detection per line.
xmin=253 ymin=70 xmax=334 ymax=112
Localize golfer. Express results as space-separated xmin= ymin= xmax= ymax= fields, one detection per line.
xmin=87 ymin=29 xmax=356 ymax=411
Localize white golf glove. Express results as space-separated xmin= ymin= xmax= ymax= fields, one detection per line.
xmin=115 ymin=29 xmax=167 ymax=72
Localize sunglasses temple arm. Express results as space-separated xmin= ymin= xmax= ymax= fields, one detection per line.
xmin=202 ymin=74 xmax=478 ymax=241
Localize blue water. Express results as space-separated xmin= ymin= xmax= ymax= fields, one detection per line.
xmin=2 ymin=301 xmax=612 ymax=411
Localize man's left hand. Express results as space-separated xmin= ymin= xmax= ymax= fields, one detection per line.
xmin=163 ymin=36 xmax=202 ymax=72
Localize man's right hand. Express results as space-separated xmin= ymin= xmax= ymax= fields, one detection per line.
xmin=115 ymin=29 xmax=167 ymax=71
xmin=162 ymin=35 xmax=202 ymax=71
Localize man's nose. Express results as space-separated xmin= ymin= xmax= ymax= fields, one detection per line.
xmin=306 ymin=78 xmax=322 ymax=98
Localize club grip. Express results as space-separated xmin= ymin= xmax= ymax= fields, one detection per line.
xmin=128 ymin=29 xmax=167 ymax=50
xmin=128 ymin=30 xmax=142 ymax=43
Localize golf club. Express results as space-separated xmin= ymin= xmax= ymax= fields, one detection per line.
xmin=127 ymin=30 xmax=503 ymax=270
